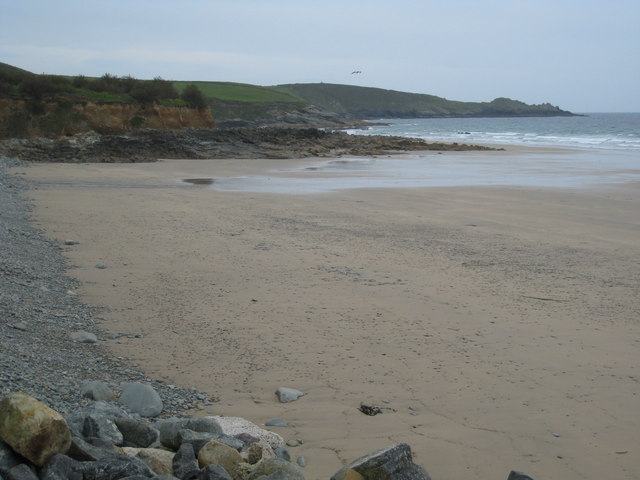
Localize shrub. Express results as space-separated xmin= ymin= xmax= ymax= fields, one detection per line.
xmin=181 ymin=84 xmax=208 ymax=109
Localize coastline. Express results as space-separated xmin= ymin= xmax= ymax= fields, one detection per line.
xmin=10 ymin=149 xmax=640 ymax=480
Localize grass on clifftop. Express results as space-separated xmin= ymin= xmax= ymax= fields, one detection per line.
xmin=173 ymin=81 xmax=302 ymax=104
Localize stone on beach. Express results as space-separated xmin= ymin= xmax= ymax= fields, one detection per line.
xmin=80 ymin=381 xmax=114 ymax=402
xmin=330 ymin=443 xmax=430 ymax=480
xmin=118 ymin=383 xmax=163 ymax=417
xmin=0 ymin=393 xmax=72 ymax=467
xmin=213 ymin=417 xmax=285 ymax=450
xmin=275 ymin=388 xmax=305 ymax=404
xmin=70 ymin=331 xmax=98 ymax=343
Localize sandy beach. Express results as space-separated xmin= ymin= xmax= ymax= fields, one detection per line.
xmin=13 ymin=151 xmax=639 ymax=480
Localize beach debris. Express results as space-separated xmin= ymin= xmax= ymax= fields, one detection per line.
xmin=275 ymin=387 xmax=305 ymax=403
xmin=358 ymin=403 xmax=383 ymax=416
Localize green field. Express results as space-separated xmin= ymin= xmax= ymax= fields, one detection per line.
xmin=173 ymin=81 xmax=302 ymax=104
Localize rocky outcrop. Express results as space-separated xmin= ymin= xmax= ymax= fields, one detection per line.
xmin=0 ymin=127 xmax=500 ymax=163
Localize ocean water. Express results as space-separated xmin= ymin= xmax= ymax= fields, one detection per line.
xmin=349 ymin=113 xmax=640 ymax=151
xmin=209 ymin=113 xmax=640 ymax=193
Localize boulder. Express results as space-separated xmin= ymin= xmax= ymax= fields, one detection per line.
xmin=119 ymin=383 xmax=163 ymax=418
xmin=246 ymin=458 xmax=304 ymax=480
xmin=212 ymin=417 xmax=284 ymax=450
xmin=178 ymin=430 xmax=243 ymax=455
xmin=172 ymin=443 xmax=199 ymax=480
xmin=0 ymin=393 xmax=72 ymax=467
xmin=82 ymin=415 xmax=124 ymax=446
xmin=156 ymin=417 xmax=222 ymax=451
xmin=4 ymin=463 xmax=39 ymax=480
xmin=508 ymin=472 xmax=537 ymax=480
xmin=0 ymin=439 xmax=22 ymax=474
xmin=244 ymin=439 xmax=276 ymax=465
xmin=114 ymin=418 xmax=159 ymax=448
xmin=275 ymin=388 xmax=305 ymax=404
xmin=197 ymin=464 xmax=234 ymax=480
xmin=135 ymin=448 xmax=175 ymax=476
xmin=80 ymin=381 xmax=114 ymax=402
xmin=197 ymin=440 xmax=243 ymax=474
xmin=79 ymin=455 xmax=155 ymax=480
xmin=41 ymin=453 xmax=84 ymax=480
xmin=330 ymin=443 xmax=430 ymax=480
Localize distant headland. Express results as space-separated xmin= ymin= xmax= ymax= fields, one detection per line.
xmin=0 ymin=62 xmax=575 ymax=138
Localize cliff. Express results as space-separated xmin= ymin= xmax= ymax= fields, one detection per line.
xmin=0 ymin=99 xmax=215 ymax=138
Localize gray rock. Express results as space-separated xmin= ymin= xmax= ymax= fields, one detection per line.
xmin=0 ymin=440 xmax=22 ymax=474
xmin=114 ymin=418 xmax=159 ymax=448
xmin=331 ymin=443 xmax=430 ymax=480
xmin=41 ymin=454 xmax=84 ymax=480
xmin=212 ymin=417 xmax=284 ymax=450
xmin=265 ymin=419 xmax=289 ymax=427
xmin=95 ymin=264 xmax=107 ymax=269
xmin=157 ymin=417 xmax=223 ymax=451
xmin=177 ymin=430 xmax=243 ymax=455
xmin=70 ymin=330 xmax=98 ymax=343
xmin=296 ymin=456 xmax=306 ymax=468
xmin=508 ymin=472 xmax=537 ymax=480
xmin=81 ymin=381 xmax=114 ymax=402
xmin=5 ymin=464 xmax=38 ymax=480
xmin=275 ymin=388 xmax=305 ymax=403
xmin=119 ymin=383 xmax=163 ymax=417
xmin=67 ymin=437 xmax=122 ymax=462
xmin=197 ymin=464 xmax=233 ymax=480
xmin=247 ymin=458 xmax=304 ymax=480
xmin=72 ymin=402 xmax=131 ymax=421
xmin=172 ymin=443 xmax=199 ymax=480
xmin=81 ymin=455 xmax=155 ymax=480
xmin=64 ymin=240 xmax=80 ymax=245
xmin=273 ymin=448 xmax=291 ymax=462
xmin=82 ymin=415 xmax=124 ymax=446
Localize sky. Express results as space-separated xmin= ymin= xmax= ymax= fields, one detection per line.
xmin=1 ymin=0 xmax=639 ymax=113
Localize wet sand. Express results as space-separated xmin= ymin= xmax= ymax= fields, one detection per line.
xmin=14 ymin=153 xmax=640 ymax=480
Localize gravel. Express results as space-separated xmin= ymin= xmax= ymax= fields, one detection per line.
xmin=0 ymin=156 xmax=217 ymax=416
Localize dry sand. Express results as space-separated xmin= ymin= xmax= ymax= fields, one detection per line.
xmin=14 ymin=153 xmax=640 ymax=480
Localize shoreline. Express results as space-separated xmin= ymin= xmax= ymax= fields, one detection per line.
xmin=10 ymin=151 xmax=640 ymax=480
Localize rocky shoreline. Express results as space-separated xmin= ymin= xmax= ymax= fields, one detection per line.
xmin=0 ymin=127 xmax=498 ymax=164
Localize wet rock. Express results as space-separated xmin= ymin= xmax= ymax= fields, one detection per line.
xmin=331 ymin=443 xmax=430 ymax=480
xmin=119 ymin=383 xmax=163 ymax=418
xmin=0 ymin=393 xmax=72 ymax=467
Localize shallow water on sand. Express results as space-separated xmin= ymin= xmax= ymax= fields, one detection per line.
xmin=208 ymin=148 xmax=640 ymax=194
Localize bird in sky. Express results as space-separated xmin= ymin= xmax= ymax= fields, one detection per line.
xmin=351 ymin=70 xmax=362 ymax=74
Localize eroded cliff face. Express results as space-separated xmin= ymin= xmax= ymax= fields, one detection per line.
xmin=77 ymin=102 xmax=215 ymax=133
xmin=0 ymin=99 xmax=215 ymax=137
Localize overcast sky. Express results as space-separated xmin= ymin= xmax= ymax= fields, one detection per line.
xmin=1 ymin=0 xmax=638 ymax=112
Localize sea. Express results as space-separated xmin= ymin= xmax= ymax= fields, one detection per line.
xmin=209 ymin=113 xmax=640 ymax=193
